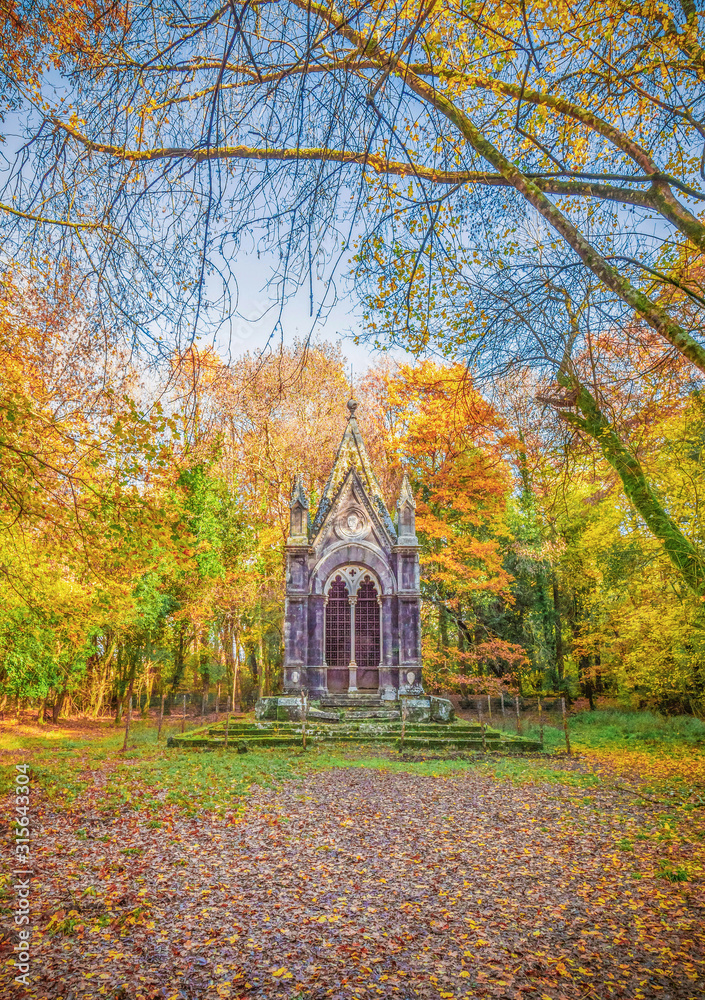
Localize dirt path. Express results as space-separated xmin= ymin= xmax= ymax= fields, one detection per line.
xmin=2 ymin=762 xmax=704 ymax=1000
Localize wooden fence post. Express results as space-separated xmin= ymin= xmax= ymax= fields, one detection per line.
xmin=561 ymin=697 xmax=571 ymax=754
xmin=216 ymin=683 xmax=220 ymax=721
xmin=400 ymin=699 xmax=407 ymax=752
xmin=157 ymin=691 xmax=165 ymax=741
xmin=538 ymin=696 xmax=544 ymax=746
xmin=224 ymin=696 xmax=230 ymax=749
xmin=122 ymin=678 xmax=134 ymax=752
xmin=501 ymin=690 xmax=505 ymax=720
xmin=479 ymin=699 xmax=486 ymax=753
xmin=182 ymin=693 xmax=186 ymax=733
xmin=487 ymin=693 xmax=492 ymax=723
xmin=515 ymin=695 xmax=522 ymax=734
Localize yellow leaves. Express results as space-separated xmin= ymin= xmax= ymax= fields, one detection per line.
xmin=271 ymin=966 xmax=293 ymax=979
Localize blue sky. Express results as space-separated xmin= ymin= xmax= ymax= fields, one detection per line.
xmin=210 ymin=243 xmax=410 ymax=374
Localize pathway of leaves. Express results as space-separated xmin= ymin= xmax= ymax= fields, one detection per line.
xmin=2 ymin=762 xmax=704 ymax=999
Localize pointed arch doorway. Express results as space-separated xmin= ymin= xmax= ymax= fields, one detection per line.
xmin=324 ymin=568 xmax=382 ymax=693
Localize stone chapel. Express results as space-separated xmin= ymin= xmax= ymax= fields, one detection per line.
xmin=283 ymin=399 xmax=422 ymax=700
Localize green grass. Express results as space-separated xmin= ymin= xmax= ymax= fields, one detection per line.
xmin=2 ymin=707 xmax=704 ymax=818
xmin=493 ymin=708 xmax=705 ymax=753
xmin=564 ymin=709 xmax=705 ymax=747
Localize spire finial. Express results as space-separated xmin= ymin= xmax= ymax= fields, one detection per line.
xmin=347 ymin=398 xmax=358 ymax=416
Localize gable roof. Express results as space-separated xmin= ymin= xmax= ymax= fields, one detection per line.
xmin=311 ymin=400 xmax=396 ymax=539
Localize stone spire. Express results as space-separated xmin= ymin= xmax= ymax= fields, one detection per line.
xmin=288 ymin=472 xmax=309 ymax=542
xmin=398 ymin=473 xmax=415 ymax=509
xmin=396 ymin=473 xmax=418 ymax=543
xmin=310 ymin=400 xmax=396 ymax=537
xmin=290 ymin=472 xmax=309 ymax=510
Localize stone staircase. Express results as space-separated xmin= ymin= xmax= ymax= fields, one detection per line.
xmin=319 ymin=693 xmax=400 ymax=722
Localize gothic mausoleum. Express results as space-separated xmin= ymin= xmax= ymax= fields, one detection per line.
xmin=168 ymin=402 xmax=550 ymax=745
xmin=283 ymin=399 xmax=422 ymax=701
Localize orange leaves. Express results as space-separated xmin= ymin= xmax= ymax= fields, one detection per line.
xmin=368 ymin=358 xmax=512 ymax=600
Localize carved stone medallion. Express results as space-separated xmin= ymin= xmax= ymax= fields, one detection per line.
xmin=335 ymin=506 xmax=369 ymax=541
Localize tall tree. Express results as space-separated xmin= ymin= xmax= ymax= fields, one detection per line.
xmin=0 ymin=0 xmax=702 ymax=365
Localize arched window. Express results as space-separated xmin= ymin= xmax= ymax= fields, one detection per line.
xmin=355 ymin=576 xmax=380 ymax=674
xmin=325 ymin=575 xmax=350 ymax=668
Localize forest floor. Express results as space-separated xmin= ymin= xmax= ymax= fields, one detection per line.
xmin=0 ymin=712 xmax=704 ymax=1000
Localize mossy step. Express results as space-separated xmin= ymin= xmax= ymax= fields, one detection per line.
xmin=320 ymin=696 xmax=384 ymax=707
xmin=171 ymin=734 xmax=541 ymax=753
xmin=399 ymin=737 xmax=541 ymax=750
xmin=173 ymin=733 xmax=533 ymax=750
xmin=202 ymin=727 xmax=501 ymax=742
xmin=341 ymin=710 xmax=401 ymax=721
xmin=204 ymin=722 xmax=487 ymax=735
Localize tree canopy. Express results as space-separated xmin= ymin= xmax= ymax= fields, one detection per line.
xmin=0 ymin=0 xmax=702 ymax=364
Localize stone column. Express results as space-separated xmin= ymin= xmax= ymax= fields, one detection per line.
xmin=348 ymin=595 xmax=358 ymax=693
xmin=379 ymin=594 xmax=395 ymax=697
xmin=283 ymin=595 xmax=308 ymax=692
xmin=394 ymin=542 xmax=422 ymax=693
xmin=307 ymin=593 xmax=327 ymax=697
xmin=283 ymin=543 xmax=309 ymax=693
xmin=398 ymin=596 xmax=422 ymax=691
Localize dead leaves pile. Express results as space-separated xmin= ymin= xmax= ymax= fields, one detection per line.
xmin=1 ymin=750 xmax=704 ymax=999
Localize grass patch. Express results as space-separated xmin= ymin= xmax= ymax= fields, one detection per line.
xmin=480 ymin=755 xmax=600 ymax=788
xmin=2 ymin=708 xmax=704 ymax=818
xmin=562 ymin=709 xmax=705 ymax=748
xmin=656 ymin=860 xmax=692 ymax=882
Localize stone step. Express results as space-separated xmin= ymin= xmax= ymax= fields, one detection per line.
xmin=205 ymin=722 xmax=488 ymax=736
xmin=343 ymin=709 xmax=401 ymax=721
xmin=320 ymin=696 xmax=384 ymax=708
xmin=171 ymin=733 xmax=541 ymax=752
xmin=186 ymin=726 xmax=503 ymax=743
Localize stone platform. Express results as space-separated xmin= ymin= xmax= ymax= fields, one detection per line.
xmin=167 ymin=693 xmax=543 ymax=754
xmin=254 ymin=693 xmax=456 ymax=724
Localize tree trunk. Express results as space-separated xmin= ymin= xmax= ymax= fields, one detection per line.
xmin=258 ymin=635 xmax=265 ymax=698
xmin=52 ymin=686 xmax=68 ymax=724
xmin=122 ymin=675 xmax=135 ymax=752
xmin=92 ymin=661 xmax=108 ymax=718
xmin=143 ymin=674 xmax=154 ymax=717
xmin=560 ymin=377 xmax=705 ymax=596
xmin=93 ymin=634 xmax=117 ymax=718
xmin=552 ymin=570 xmax=564 ymax=686
xmin=115 ymin=643 xmax=124 ymax=725
xmin=232 ymin=651 xmax=240 ymax=714
xmin=580 ymin=655 xmax=596 ymax=709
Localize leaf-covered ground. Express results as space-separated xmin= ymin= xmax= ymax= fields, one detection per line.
xmin=1 ymin=719 xmax=704 ymax=1000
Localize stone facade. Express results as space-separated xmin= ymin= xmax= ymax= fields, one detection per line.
xmin=283 ymin=400 xmax=422 ymax=699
